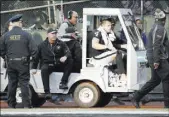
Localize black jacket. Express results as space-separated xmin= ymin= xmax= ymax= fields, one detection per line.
xmin=0 ymin=26 xmax=37 ymax=59
xmin=65 ymin=40 xmax=82 ymax=63
xmin=146 ymin=22 xmax=169 ymax=64
xmin=32 ymin=38 xmax=71 ymax=69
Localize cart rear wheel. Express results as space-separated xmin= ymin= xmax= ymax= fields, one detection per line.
xmin=73 ymin=82 xmax=101 ymax=108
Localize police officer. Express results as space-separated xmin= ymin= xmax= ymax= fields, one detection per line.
xmin=57 ymin=11 xmax=78 ymax=41
xmin=1 ymin=14 xmax=37 ymax=108
xmin=31 ymin=28 xmax=73 ymax=99
xmin=130 ymin=9 xmax=169 ymax=108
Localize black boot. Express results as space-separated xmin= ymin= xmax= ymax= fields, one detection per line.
xmin=45 ymin=93 xmax=52 ymax=99
xmin=59 ymin=83 xmax=68 ymax=89
xmin=8 ymin=105 xmax=16 ymax=109
xmin=164 ymin=98 xmax=169 ymax=109
xmin=130 ymin=93 xmax=140 ymax=108
xmin=164 ymin=106 xmax=169 ymax=108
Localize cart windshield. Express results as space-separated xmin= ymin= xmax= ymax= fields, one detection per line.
xmin=123 ymin=14 xmax=145 ymax=51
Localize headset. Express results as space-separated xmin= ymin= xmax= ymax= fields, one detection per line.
xmin=68 ymin=10 xmax=73 ymax=19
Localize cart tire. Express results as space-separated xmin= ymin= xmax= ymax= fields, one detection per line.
xmin=73 ymin=82 xmax=101 ymax=108
xmin=96 ymin=93 xmax=112 ymax=107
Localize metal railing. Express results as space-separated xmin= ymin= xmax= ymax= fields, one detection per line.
xmin=0 ymin=0 xmax=90 ymax=14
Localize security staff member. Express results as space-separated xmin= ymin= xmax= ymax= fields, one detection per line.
xmin=31 ymin=28 xmax=73 ymax=98
xmin=57 ymin=11 xmax=78 ymax=41
xmin=131 ymin=9 xmax=169 ymax=108
xmin=1 ymin=14 xmax=37 ymax=108
xmin=64 ymin=27 xmax=82 ymax=73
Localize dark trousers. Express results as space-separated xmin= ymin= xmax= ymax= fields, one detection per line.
xmin=41 ymin=58 xmax=73 ymax=93
xmin=7 ymin=60 xmax=31 ymax=107
xmin=116 ymin=51 xmax=126 ymax=74
xmin=134 ymin=59 xmax=169 ymax=107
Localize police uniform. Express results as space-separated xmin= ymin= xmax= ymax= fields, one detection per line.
xmin=131 ymin=9 xmax=169 ymax=108
xmin=32 ymin=28 xmax=73 ymax=94
xmin=1 ymin=14 xmax=37 ymax=108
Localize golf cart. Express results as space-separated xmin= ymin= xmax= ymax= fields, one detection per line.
xmin=0 ymin=8 xmax=148 ymax=108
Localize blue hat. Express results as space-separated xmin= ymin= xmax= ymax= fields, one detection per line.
xmin=8 ymin=14 xmax=23 ymax=23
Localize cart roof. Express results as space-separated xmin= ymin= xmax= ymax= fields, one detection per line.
xmin=83 ymin=8 xmax=132 ymax=16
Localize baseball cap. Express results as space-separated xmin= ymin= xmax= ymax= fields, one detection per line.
xmin=47 ymin=28 xmax=57 ymax=34
xmin=154 ymin=8 xmax=166 ymax=19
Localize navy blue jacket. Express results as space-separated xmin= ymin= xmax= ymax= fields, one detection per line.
xmin=0 ymin=26 xmax=37 ymax=59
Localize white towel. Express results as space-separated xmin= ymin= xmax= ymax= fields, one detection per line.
xmin=97 ymin=26 xmax=117 ymax=52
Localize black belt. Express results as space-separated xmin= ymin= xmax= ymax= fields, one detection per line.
xmin=9 ymin=58 xmax=22 ymax=61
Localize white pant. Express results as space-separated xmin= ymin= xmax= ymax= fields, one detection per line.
xmin=89 ymin=51 xmax=117 ymax=67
